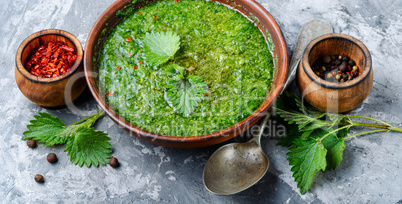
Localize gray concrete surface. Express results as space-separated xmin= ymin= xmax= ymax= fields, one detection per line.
xmin=1 ymin=0 xmax=401 ymax=203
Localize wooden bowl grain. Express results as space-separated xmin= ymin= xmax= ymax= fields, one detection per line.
xmin=15 ymin=29 xmax=86 ymax=108
xmin=297 ymin=33 xmax=373 ymax=113
xmin=84 ymin=0 xmax=288 ymax=148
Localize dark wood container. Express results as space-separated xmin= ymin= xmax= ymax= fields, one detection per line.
xmin=15 ymin=29 xmax=86 ymax=108
xmin=297 ymin=33 xmax=373 ymax=113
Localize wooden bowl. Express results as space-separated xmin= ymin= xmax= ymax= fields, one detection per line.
xmin=297 ymin=33 xmax=373 ymax=113
xmin=84 ymin=0 xmax=288 ymax=148
xmin=15 ymin=29 xmax=86 ymax=108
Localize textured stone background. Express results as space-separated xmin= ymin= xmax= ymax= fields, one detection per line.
xmin=1 ymin=0 xmax=401 ymax=203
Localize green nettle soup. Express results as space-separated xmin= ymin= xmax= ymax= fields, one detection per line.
xmin=98 ymin=0 xmax=275 ymax=136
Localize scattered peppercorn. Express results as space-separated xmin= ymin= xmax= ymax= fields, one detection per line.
xmin=312 ymin=55 xmax=360 ymax=83
xmin=27 ymin=140 xmax=37 ymax=148
xmin=34 ymin=174 xmax=44 ymax=183
xmin=109 ymin=157 xmax=120 ymax=168
xmin=47 ymin=153 xmax=58 ymax=163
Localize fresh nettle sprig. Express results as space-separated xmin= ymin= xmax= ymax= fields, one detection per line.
xmin=165 ymin=65 xmax=208 ymax=117
xmin=23 ymin=110 xmax=112 ymax=167
xmin=274 ymin=93 xmax=402 ymax=194
xmin=142 ymin=31 xmax=208 ymax=117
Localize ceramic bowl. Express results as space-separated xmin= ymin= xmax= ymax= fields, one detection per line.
xmin=297 ymin=33 xmax=373 ymax=113
xmin=84 ymin=0 xmax=288 ymax=148
xmin=15 ymin=29 xmax=87 ymax=108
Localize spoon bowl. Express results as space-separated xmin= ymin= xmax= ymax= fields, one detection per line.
xmin=203 ymin=126 xmax=269 ymax=195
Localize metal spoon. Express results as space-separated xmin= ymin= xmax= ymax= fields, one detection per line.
xmin=203 ymin=19 xmax=333 ymax=195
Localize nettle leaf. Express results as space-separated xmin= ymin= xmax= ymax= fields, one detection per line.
xmin=274 ymin=92 xmax=300 ymax=111
xmin=321 ymin=133 xmax=346 ymax=170
xmin=287 ymin=138 xmax=327 ymax=194
xmin=337 ymin=126 xmax=350 ymax=137
xmin=276 ymin=108 xmax=330 ymax=131
xmin=274 ymin=114 xmax=300 ymax=147
xmin=301 ymin=129 xmax=315 ymax=140
xmin=165 ymin=74 xmax=208 ymax=117
xmin=277 ymin=124 xmax=300 ymax=147
xmin=142 ymin=31 xmax=180 ymax=66
xmin=64 ymin=128 xmax=112 ymax=167
xmin=22 ymin=112 xmax=68 ymax=145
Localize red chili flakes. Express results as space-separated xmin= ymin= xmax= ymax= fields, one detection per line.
xmin=126 ymin=37 xmax=132 ymax=42
xmin=25 ymin=41 xmax=77 ymax=78
xmin=176 ymin=0 xmax=180 ymax=2
xmin=138 ymin=61 xmax=143 ymax=64
xmin=106 ymin=91 xmax=115 ymax=96
xmin=117 ymin=66 xmax=121 ymax=70
xmin=154 ymin=15 xmax=159 ymax=21
xmin=203 ymin=92 xmax=209 ymax=96
xmin=134 ymin=65 xmax=138 ymax=69
xmin=164 ymin=27 xmax=167 ymax=30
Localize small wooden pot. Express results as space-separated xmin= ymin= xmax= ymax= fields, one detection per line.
xmin=15 ymin=29 xmax=86 ymax=108
xmin=297 ymin=33 xmax=373 ymax=113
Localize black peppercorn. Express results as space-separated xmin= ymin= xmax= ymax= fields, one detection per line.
xmin=47 ymin=153 xmax=58 ymax=163
xmin=109 ymin=157 xmax=120 ymax=168
xmin=34 ymin=174 xmax=44 ymax=183
xmin=312 ymin=54 xmax=360 ymax=83
xmin=323 ymin=55 xmax=331 ymax=64
xmin=342 ymin=73 xmax=348 ymax=81
xmin=339 ymin=62 xmax=348 ymax=72
xmin=27 ymin=140 xmax=37 ymax=148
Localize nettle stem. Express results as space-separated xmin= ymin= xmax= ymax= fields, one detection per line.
xmin=343 ymin=129 xmax=389 ymax=140
xmin=69 ymin=109 xmax=105 ymax=127
xmin=318 ymin=124 xmax=353 ymax=142
xmin=339 ymin=115 xmax=402 ymax=140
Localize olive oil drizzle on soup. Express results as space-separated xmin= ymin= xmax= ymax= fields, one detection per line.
xmin=99 ymin=0 xmax=274 ymax=136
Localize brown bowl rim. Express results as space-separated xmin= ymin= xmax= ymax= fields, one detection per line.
xmin=302 ymin=33 xmax=372 ymax=89
xmin=84 ymin=0 xmax=288 ymax=147
xmin=15 ymin=29 xmax=84 ymax=83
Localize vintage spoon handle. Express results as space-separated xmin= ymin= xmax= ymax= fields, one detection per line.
xmin=282 ymin=20 xmax=333 ymax=91
xmin=258 ymin=20 xmax=333 ymax=144
xmin=255 ymin=112 xmax=271 ymax=147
